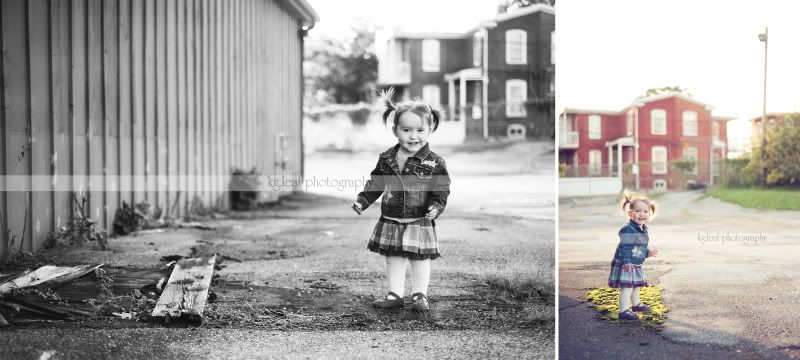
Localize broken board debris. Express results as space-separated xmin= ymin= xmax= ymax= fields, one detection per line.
xmin=151 ymin=255 xmax=217 ymax=323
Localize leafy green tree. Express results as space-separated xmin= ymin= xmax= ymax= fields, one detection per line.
xmin=641 ymin=86 xmax=692 ymax=98
xmin=762 ymin=113 xmax=800 ymax=186
xmin=304 ymin=22 xmax=377 ymax=105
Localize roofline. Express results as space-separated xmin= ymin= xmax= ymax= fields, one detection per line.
xmin=280 ymin=0 xmax=319 ymax=29
xmin=749 ymin=112 xmax=793 ymax=122
xmin=388 ymin=4 xmax=554 ymax=40
xmin=711 ymin=116 xmax=737 ymax=122
xmin=562 ymin=108 xmax=623 ymax=116
xmin=631 ymin=92 xmax=713 ymax=110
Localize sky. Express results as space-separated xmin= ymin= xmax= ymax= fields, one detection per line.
xmin=557 ymin=0 xmax=800 ymax=150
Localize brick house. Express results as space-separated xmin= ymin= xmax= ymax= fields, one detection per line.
xmin=376 ymin=4 xmax=555 ymax=141
xmin=559 ymin=93 xmax=734 ymax=191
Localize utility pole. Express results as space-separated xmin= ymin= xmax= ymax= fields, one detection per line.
xmin=758 ymin=27 xmax=768 ymax=185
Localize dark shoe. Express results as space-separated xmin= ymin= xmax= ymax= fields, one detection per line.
xmin=372 ymin=291 xmax=404 ymax=309
xmin=618 ymin=309 xmax=639 ymax=320
xmin=631 ymin=302 xmax=652 ymax=313
xmin=411 ymin=292 xmax=429 ymax=312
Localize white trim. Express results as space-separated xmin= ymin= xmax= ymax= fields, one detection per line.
xmin=605 ymin=136 xmax=634 ymax=147
xmin=422 ymin=84 xmax=441 ymax=107
xmin=626 ymin=110 xmax=633 ymax=136
xmin=712 ymin=121 xmax=720 ymax=140
xmin=421 ymin=39 xmax=440 ymax=72
xmin=650 ymin=109 xmax=667 ymax=135
xmin=391 ymin=32 xmax=467 ymax=39
xmin=444 ymin=67 xmax=482 ymax=81
xmin=505 ymin=29 xmax=527 ymax=65
xmin=652 ymin=146 xmax=668 ymax=174
xmin=505 ymin=79 xmax=527 ymax=118
xmin=588 ymin=115 xmax=601 ymax=139
xmin=563 ymin=108 xmax=623 ymax=115
xmin=682 ymin=111 xmax=698 ymax=136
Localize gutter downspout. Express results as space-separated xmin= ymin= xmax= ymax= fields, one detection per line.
xmin=481 ymin=28 xmax=489 ymax=140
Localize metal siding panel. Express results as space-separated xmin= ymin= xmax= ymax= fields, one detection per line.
xmin=0 ymin=0 xmax=6 ymax=259
xmin=186 ymin=0 xmax=196 ymax=213
xmin=175 ymin=0 xmax=186 ymax=217
xmin=30 ymin=0 xmax=54 ymax=249
xmin=212 ymin=0 xmax=221 ymax=207
xmin=51 ymin=0 xmax=72 ymax=233
xmin=144 ymin=0 xmax=156 ymax=205
xmin=201 ymin=0 xmax=209 ymax=204
xmin=4 ymin=0 xmax=33 ymax=251
xmin=119 ymin=0 xmax=134 ymax=208
xmin=88 ymin=0 xmax=105 ymax=229
xmin=103 ymin=0 xmax=120 ymax=229
xmin=132 ymin=0 xmax=146 ymax=203
xmin=166 ymin=0 xmax=178 ymax=216
xmin=155 ymin=0 xmax=167 ymax=211
xmin=72 ymin=0 xmax=88 ymax=207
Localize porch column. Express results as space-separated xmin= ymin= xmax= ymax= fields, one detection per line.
xmin=459 ymin=76 xmax=467 ymax=126
xmin=608 ymin=146 xmax=613 ymax=177
xmin=448 ymin=79 xmax=456 ymax=120
xmin=617 ymin=143 xmax=623 ymax=187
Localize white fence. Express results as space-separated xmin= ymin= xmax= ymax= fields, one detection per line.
xmin=559 ymin=177 xmax=622 ymax=197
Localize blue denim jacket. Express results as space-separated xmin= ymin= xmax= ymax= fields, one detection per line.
xmin=613 ymin=220 xmax=650 ymax=265
xmin=355 ymin=143 xmax=451 ymax=219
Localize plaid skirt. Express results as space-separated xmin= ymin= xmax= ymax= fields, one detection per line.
xmin=608 ymin=258 xmax=648 ymax=288
xmin=367 ymin=216 xmax=440 ymax=260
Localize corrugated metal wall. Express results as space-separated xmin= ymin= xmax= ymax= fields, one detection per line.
xmin=0 ymin=0 xmax=305 ymax=257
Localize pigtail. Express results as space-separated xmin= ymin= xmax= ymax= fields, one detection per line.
xmin=429 ymin=107 xmax=441 ymax=132
xmin=620 ymin=188 xmax=633 ymax=212
xmin=378 ymin=87 xmax=397 ymax=125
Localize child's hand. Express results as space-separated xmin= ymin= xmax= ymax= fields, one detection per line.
xmin=621 ymin=264 xmax=635 ymax=274
xmin=425 ymin=205 xmax=439 ymax=220
xmin=351 ymin=202 xmax=363 ymax=215
xmin=648 ymin=249 xmax=659 ymax=257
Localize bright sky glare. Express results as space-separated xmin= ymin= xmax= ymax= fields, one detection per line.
xmin=556 ymin=0 xmax=800 ymax=147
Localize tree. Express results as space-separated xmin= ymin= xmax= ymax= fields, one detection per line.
xmin=497 ymin=0 xmax=555 ymax=14
xmin=640 ymin=86 xmax=692 ymax=98
xmin=304 ymin=22 xmax=377 ymax=105
xmin=761 ymin=113 xmax=800 ymax=186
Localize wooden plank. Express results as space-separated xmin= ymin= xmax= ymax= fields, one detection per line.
xmin=3 ymin=0 xmax=33 ymax=252
xmin=155 ymin=0 xmax=167 ymax=212
xmin=151 ymin=255 xmax=216 ymax=320
xmin=88 ymin=0 xmax=105 ymax=229
xmin=166 ymin=0 xmax=178 ymax=217
xmin=103 ymin=0 xmax=120 ymax=230
xmin=29 ymin=0 xmax=54 ymax=250
xmin=50 ymin=0 xmax=72 ymax=233
xmin=118 ymin=0 xmax=134 ymax=210
xmin=35 ymin=263 xmax=104 ymax=290
xmin=144 ymin=0 xmax=157 ymax=206
xmin=0 ymin=265 xmax=91 ymax=293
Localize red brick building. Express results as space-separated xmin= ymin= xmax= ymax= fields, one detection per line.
xmin=559 ymin=93 xmax=734 ymax=190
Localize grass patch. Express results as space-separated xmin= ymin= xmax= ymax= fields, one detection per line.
xmin=586 ymin=286 xmax=668 ymax=325
xmin=709 ymin=187 xmax=800 ymax=210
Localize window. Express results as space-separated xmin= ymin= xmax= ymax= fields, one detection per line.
xmin=505 ymin=79 xmax=527 ymax=117
xmin=422 ymin=85 xmax=440 ymax=107
xmin=550 ymin=31 xmax=555 ymax=65
xmin=653 ymin=179 xmax=668 ymax=191
xmin=652 ymin=146 xmax=667 ymax=174
xmin=422 ymin=39 xmax=440 ymax=72
xmin=684 ymin=146 xmax=698 ymax=174
xmin=588 ymin=115 xmax=601 ymax=139
xmin=472 ymin=33 xmax=482 ymax=67
xmin=682 ymin=111 xmax=698 ymax=136
xmin=505 ymin=29 xmax=527 ymax=65
xmin=712 ymin=121 xmax=720 ymax=140
xmin=651 ymin=109 xmax=667 ymax=135
xmin=589 ymin=150 xmax=602 ymax=175
xmin=626 ymin=110 xmax=633 ymax=136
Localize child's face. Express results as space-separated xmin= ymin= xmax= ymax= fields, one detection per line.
xmin=393 ymin=112 xmax=431 ymax=154
xmin=628 ymin=201 xmax=651 ymax=225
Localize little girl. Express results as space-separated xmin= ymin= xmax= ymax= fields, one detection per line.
xmin=352 ymin=89 xmax=451 ymax=312
xmin=608 ymin=189 xmax=659 ymax=320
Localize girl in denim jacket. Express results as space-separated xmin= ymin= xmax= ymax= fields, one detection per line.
xmin=608 ymin=189 xmax=659 ymax=320
xmin=352 ymin=89 xmax=451 ymax=312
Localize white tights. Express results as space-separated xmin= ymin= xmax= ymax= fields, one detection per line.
xmin=619 ymin=287 xmax=641 ymax=311
xmin=385 ymin=256 xmax=431 ymax=298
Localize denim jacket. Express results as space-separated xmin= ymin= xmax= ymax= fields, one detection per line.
xmin=355 ymin=143 xmax=451 ymax=219
xmin=613 ymin=220 xmax=650 ymax=265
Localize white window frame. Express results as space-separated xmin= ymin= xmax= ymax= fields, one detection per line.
xmin=626 ymin=110 xmax=633 ymax=136
xmin=588 ymin=150 xmax=602 ymax=175
xmin=550 ymin=31 xmax=555 ymax=65
xmin=712 ymin=121 xmax=720 ymax=140
xmin=651 ymin=109 xmax=667 ymax=135
xmin=472 ymin=33 xmax=482 ymax=67
xmin=652 ymin=146 xmax=668 ymax=174
xmin=505 ymin=29 xmax=527 ymax=65
xmin=422 ymin=85 xmax=440 ymax=107
xmin=682 ymin=111 xmax=698 ymax=136
xmin=505 ymin=79 xmax=527 ymax=117
xmin=653 ymin=179 xmax=668 ymax=191
xmin=588 ymin=115 xmax=601 ymax=140
xmin=684 ymin=146 xmax=698 ymax=174
xmin=422 ymin=39 xmax=440 ymax=72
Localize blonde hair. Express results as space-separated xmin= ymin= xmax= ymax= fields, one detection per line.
xmin=619 ymin=189 xmax=658 ymax=220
